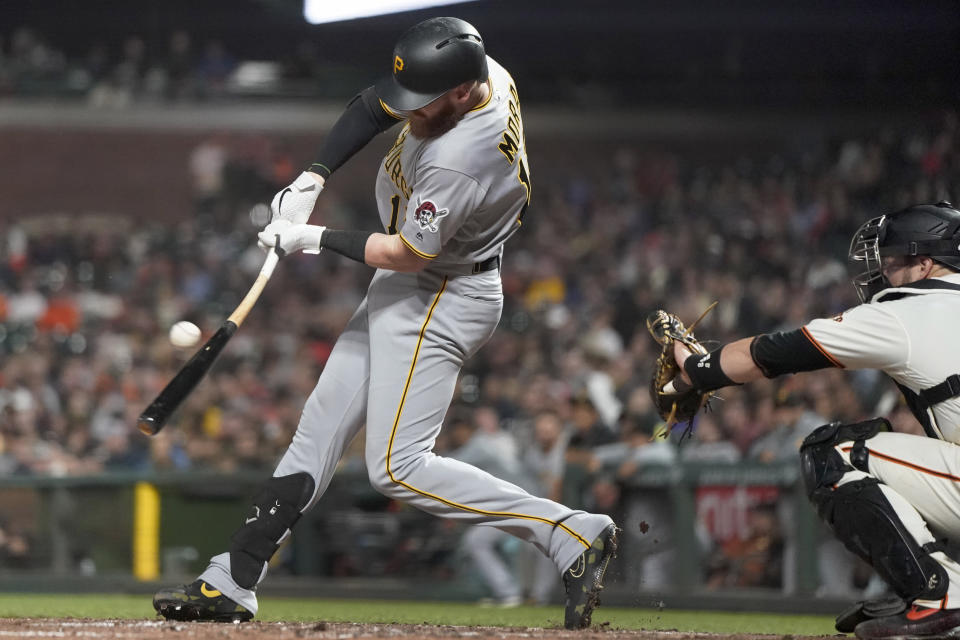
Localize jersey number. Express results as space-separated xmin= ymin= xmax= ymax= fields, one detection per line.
xmin=388 ymin=194 xmax=400 ymax=235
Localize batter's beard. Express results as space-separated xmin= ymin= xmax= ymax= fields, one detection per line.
xmin=409 ymin=103 xmax=463 ymax=138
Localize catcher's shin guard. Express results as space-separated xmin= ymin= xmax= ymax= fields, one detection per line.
xmin=801 ymin=423 xmax=948 ymax=602
xmin=816 ymin=479 xmax=949 ymax=602
xmin=229 ymin=472 xmax=315 ymax=589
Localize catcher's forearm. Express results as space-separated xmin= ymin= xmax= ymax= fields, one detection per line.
xmin=719 ymin=338 xmax=766 ymax=383
xmin=678 ymin=337 xmax=764 ymax=390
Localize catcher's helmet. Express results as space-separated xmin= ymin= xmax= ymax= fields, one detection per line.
xmin=374 ymin=17 xmax=487 ymax=112
xmin=849 ymin=201 xmax=960 ymax=301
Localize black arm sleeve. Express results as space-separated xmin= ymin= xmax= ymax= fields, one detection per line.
xmin=749 ymin=329 xmax=839 ymax=378
xmin=320 ymin=229 xmax=373 ymax=264
xmin=308 ymin=86 xmax=403 ymax=179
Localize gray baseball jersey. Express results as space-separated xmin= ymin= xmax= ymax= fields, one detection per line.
xmin=374 ymin=56 xmax=531 ymax=270
xmin=198 ymin=56 xmax=612 ymax=614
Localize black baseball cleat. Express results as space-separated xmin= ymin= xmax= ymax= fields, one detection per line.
xmin=835 ymin=597 xmax=908 ymax=633
xmin=854 ymin=605 xmax=960 ymax=640
xmin=563 ymin=523 xmax=618 ymax=630
xmin=153 ymin=579 xmax=253 ymax=623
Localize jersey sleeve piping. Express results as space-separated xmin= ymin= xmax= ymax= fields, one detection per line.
xmin=468 ymin=76 xmax=494 ymax=112
xmin=398 ymin=232 xmax=438 ymax=259
xmin=800 ymin=326 xmax=846 ymax=369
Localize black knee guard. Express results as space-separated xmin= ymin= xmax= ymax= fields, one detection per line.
xmin=813 ymin=478 xmax=948 ymax=602
xmin=229 ymin=472 xmax=315 ymax=589
xmin=799 ymin=418 xmax=888 ymax=498
xmin=800 ymin=418 xmax=947 ymax=601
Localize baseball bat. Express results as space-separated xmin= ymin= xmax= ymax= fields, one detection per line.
xmin=137 ymin=248 xmax=281 ymax=436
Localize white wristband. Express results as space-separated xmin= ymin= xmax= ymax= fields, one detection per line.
xmin=301 ymin=224 xmax=325 ymax=254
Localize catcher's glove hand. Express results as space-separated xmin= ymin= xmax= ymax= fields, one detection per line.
xmin=646 ymin=308 xmax=714 ymax=430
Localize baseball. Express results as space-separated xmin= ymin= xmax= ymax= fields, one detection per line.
xmin=169 ymin=321 xmax=201 ymax=348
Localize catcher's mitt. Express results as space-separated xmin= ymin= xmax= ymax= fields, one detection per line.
xmin=646 ymin=307 xmax=714 ymax=431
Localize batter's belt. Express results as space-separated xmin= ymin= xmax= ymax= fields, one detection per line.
xmin=431 ymin=255 xmax=500 ymax=277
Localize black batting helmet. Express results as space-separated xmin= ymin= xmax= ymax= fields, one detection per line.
xmin=374 ymin=17 xmax=487 ymax=112
xmin=849 ymin=201 xmax=960 ymax=301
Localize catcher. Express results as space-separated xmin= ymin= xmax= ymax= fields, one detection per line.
xmin=651 ymin=202 xmax=960 ymax=640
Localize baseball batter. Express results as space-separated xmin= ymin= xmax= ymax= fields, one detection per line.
xmin=153 ymin=17 xmax=616 ymax=630
xmin=664 ymin=202 xmax=960 ymax=640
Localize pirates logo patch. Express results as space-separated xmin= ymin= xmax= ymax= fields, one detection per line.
xmin=413 ymin=200 xmax=448 ymax=233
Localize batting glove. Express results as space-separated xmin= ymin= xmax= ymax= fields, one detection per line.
xmin=258 ymin=219 xmax=327 ymax=257
xmin=269 ymin=171 xmax=324 ymax=224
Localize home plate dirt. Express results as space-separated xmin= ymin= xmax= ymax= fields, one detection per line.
xmin=0 ymin=619 xmax=839 ymax=639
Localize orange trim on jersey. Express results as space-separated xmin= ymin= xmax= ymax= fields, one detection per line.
xmin=384 ymin=278 xmax=591 ymax=549
xmin=379 ymin=99 xmax=405 ymax=120
xmin=801 ymin=326 xmax=845 ymax=369
xmin=468 ymin=76 xmax=494 ymax=112
xmin=398 ymin=232 xmax=438 ymax=259
xmin=841 ymin=445 xmax=960 ymax=482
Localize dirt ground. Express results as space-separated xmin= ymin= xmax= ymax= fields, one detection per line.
xmin=0 ymin=618 xmax=841 ymax=639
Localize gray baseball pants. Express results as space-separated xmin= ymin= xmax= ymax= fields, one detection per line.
xmin=200 ymin=268 xmax=613 ymax=613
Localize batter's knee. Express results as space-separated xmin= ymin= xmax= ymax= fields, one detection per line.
xmin=363 ymin=444 xmax=388 ymax=490
xmin=366 ymin=464 xmax=396 ymax=496
xmin=364 ymin=453 xmax=408 ymax=498
xmin=799 ymin=418 xmax=888 ymax=500
xmin=365 ymin=439 xmax=427 ymax=498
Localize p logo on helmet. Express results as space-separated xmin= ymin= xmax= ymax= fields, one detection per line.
xmin=375 ymin=17 xmax=488 ymax=112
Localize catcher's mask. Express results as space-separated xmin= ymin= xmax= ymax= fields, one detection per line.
xmin=848 ymin=201 xmax=960 ymax=302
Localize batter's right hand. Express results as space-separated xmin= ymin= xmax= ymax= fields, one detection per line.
xmin=258 ymin=219 xmax=327 ymax=257
xmin=269 ymin=171 xmax=324 ymax=225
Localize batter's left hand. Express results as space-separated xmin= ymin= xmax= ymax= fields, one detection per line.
xmin=258 ymin=220 xmax=327 ymax=257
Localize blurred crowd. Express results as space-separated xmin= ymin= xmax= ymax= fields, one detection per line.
xmin=0 ymin=104 xmax=956 ymax=591
xmin=0 ymin=26 xmax=329 ymax=104
xmin=3 ymin=19 xmax=953 ymax=110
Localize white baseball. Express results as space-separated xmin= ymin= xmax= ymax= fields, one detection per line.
xmin=169 ymin=321 xmax=202 ymax=348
